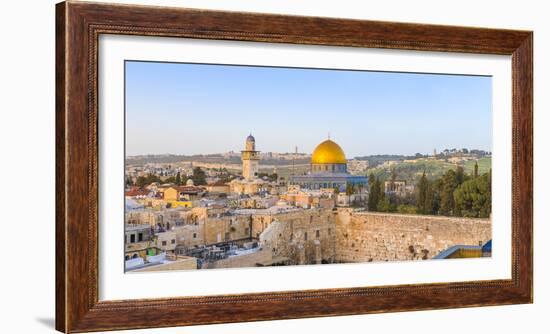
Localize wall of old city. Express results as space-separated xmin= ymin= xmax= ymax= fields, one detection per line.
xmin=126 ymin=205 xmax=491 ymax=266
xmin=333 ymin=210 xmax=492 ymax=262
xmin=259 ymin=208 xmax=337 ymax=265
xmin=208 ymin=249 xmax=273 ymax=269
xmin=132 ymin=256 xmax=198 ymax=272
xmin=203 ymin=215 xmax=252 ymax=244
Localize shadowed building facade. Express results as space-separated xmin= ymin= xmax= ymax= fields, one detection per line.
xmin=290 ymin=138 xmax=368 ymax=192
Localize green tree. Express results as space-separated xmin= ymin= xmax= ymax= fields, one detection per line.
xmin=135 ymin=176 xmax=147 ymax=188
xmin=456 ymin=166 xmax=465 ymax=185
xmin=136 ymin=173 xmax=160 ymax=188
xmin=367 ymin=172 xmax=375 ymax=187
xmin=367 ymin=175 xmax=380 ymax=211
xmin=191 ymin=167 xmax=207 ymax=185
xmin=474 ymin=162 xmax=479 ymax=178
xmin=175 ymin=172 xmax=182 ymax=185
xmin=377 ymin=196 xmax=392 ymax=212
xmin=397 ymin=204 xmax=417 ymax=214
xmin=416 ymin=171 xmax=433 ymax=214
xmin=149 ymin=173 xmax=161 ymax=184
xmin=431 ymin=177 xmax=442 ymax=214
xmin=345 ymin=183 xmax=355 ymax=195
xmin=164 ymin=176 xmax=176 ymax=184
xmin=439 ymin=169 xmax=458 ymax=215
xmin=375 ymin=179 xmax=388 ymax=211
xmin=454 ymin=172 xmax=491 ymax=217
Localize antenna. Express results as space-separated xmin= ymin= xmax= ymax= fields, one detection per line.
xmin=292 ymin=145 xmax=297 ymax=178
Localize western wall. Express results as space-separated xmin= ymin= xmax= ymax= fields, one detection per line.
xmin=225 ymin=208 xmax=491 ymax=266
xmin=332 ymin=209 xmax=491 ymax=263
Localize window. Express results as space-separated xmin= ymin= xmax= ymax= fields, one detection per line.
xmin=316 ymin=230 xmax=320 ymax=238
xmin=138 ymin=233 xmax=143 ymax=242
xmin=193 ymin=233 xmax=197 ymax=239
xmin=171 ymin=239 xmax=175 ymax=244
xmin=130 ymin=234 xmax=135 ymax=243
xmin=162 ymin=241 xmax=167 ymax=246
xmin=328 ymin=228 xmax=332 ymax=235
xmin=304 ymin=232 xmax=308 ymax=241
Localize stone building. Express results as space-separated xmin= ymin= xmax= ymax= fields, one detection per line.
xmin=384 ymin=180 xmax=407 ymax=194
xmin=384 ymin=180 xmax=414 ymax=195
xmin=124 ymin=224 xmax=156 ymax=260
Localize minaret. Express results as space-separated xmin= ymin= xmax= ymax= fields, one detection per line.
xmin=241 ymin=134 xmax=260 ymax=180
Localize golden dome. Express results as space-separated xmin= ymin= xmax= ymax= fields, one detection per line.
xmin=311 ymin=139 xmax=347 ymax=164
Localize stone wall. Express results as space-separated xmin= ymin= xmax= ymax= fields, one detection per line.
xmin=208 ymin=249 xmax=273 ymax=269
xmin=258 ymin=208 xmax=337 ymax=265
xmin=334 ymin=210 xmax=491 ymax=262
xmin=203 ymin=215 xmax=252 ymax=244
xmin=133 ymin=256 xmax=197 ymax=272
xmin=128 ymin=206 xmax=491 ymax=268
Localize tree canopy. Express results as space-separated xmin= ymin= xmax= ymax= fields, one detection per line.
xmin=367 ymin=165 xmax=491 ymax=218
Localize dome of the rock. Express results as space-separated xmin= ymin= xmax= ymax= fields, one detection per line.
xmin=311 ymin=139 xmax=347 ymax=164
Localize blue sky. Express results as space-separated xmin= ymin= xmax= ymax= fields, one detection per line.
xmin=125 ymin=61 xmax=492 ymax=158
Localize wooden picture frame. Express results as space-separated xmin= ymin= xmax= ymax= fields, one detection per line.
xmin=56 ymin=1 xmax=533 ymax=332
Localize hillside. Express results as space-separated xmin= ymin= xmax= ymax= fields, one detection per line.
xmin=366 ymin=157 xmax=492 ymax=184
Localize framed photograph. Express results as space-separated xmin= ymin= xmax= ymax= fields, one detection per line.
xmin=56 ymin=1 xmax=532 ymax=332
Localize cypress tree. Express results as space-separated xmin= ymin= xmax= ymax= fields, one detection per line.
xmin=456 ymin=165 xmax=465 ymax=185
xmin=416 ymin=171 xmax=431 ymax=214
xmin=368 ymin=176 xmax=380 ymax=211
xmin=192 ymin=167 xmax=207 ymax=185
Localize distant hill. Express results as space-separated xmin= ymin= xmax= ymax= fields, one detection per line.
xmin=126 ymin=154 xmax=310 ymax=166
xmin=464 ymin=157 xmax=491 ymax=175
xmin=366 ymin=157 xmax=491 ymax=184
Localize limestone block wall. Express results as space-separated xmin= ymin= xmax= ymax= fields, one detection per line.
xmin=209 ymin=248 xmax=273 ymax=269
xmin=173 ymin=224 xmax=204 ymax=248
xmin=334 ymin=210 xmax=491 ymax=262
xmin=133 ymin=256 xmax=197 ymax=272
xmin=259 ymin=208 xmax=337 ymax=265
xmin=203 ymin=215 xmax=251 ymax=244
